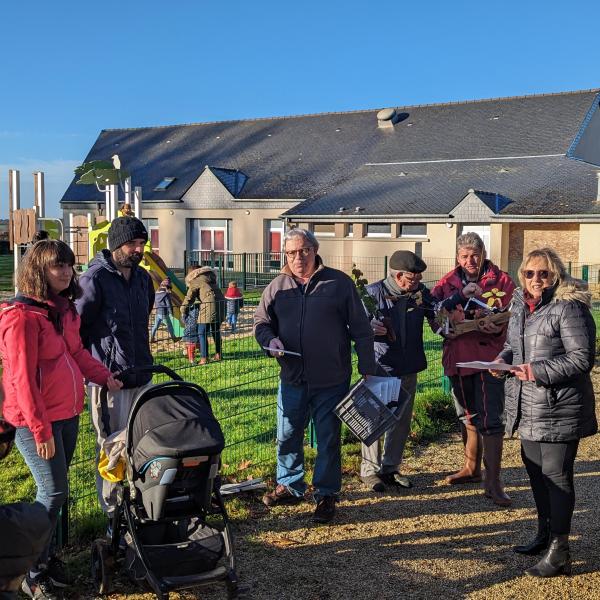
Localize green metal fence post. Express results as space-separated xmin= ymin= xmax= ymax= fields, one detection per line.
xmin=442 ymin=376 xmax=451 ymax=395
xmin=218 ymin=254 xmax=223 ymax=287
xmin=210 ymin=251 xmax=215 ymax=269
xmin=242 ymin=253 xmax=247 ymax=291
xmin=567 ymin=261 xmax=572 ymax=275
xmin=383 ymin=255 xmax=388 ymax=279
xmin=183 ymin=249 xmax=187 ymax=274
xmin=308 ymin=419 xmax=316 ymax=448
xmin=582 ymin=265 xmax=589 ymax=282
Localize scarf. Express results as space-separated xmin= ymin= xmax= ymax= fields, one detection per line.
xmin=384 ymin=274 xmax=405 ymax=297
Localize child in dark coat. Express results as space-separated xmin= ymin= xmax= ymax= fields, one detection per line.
xmin=150 ymin=278 xmax=177 ymax=342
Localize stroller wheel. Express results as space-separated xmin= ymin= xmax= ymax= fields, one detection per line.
xmin=91 ymin=538 xmax=114 ymax=595
xmin=226 ymin=570 xmax=240 ymax=599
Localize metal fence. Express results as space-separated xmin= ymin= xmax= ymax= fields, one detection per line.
xmin=5 ymin=252 xmax=600 ymax=542
xmin=184 ymin=251 xmax=458 ymax=291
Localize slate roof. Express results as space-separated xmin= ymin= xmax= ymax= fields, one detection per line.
xmin=61 ymin=89 xmax=600 ymax=218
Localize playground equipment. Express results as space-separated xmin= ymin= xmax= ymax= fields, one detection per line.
xmin=7 ymin=170 xmax=62 ymax=292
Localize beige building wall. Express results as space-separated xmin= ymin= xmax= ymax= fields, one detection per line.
xmin=578 ymin=224 xmax=600 ymax=265
xmin=141 ymin=207 xmax=294 ymax=267
xmin=489 ymin=223 xmax=510 ymax=271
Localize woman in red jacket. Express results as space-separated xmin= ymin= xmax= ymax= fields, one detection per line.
xmin=0 ymin=240 xmax=121 ymax=600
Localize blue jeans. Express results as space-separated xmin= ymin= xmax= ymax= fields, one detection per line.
xmin=276 ymin=379 xmax=349 ymax=500
xmin=151 ymin=311 xmax=176 ymax=340
xmin=197 ymin=323 xmax=222 ymax=358
xmin=226 ymin=313 xmax=238 ymax=332
xmin=14 ymin=416 xmax=79 ymax=569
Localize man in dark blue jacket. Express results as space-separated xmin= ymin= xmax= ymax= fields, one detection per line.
xmin=76 ymin=216 xmax=154 ymax=516
xmin=361 ymin=250 xmax=437 ymax=492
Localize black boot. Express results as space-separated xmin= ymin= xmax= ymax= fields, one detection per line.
xmin=513 ymin=519 xmax=550 ymax=555
xmin=524 ymin=534 xmax=571 ymax=577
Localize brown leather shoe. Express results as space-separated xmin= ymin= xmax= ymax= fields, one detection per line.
xmin=313 ymin=496 xmax=336 ymax=524
xmin=262 ymin=484 xmax=303 ymax=507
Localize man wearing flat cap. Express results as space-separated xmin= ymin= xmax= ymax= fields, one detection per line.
xmin=360 ymin=250 xmax=437 ymax=492
xmin=77 ymin=216 xmax=155 ymax=517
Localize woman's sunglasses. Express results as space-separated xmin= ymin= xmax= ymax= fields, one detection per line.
xmin=0 ymin=418 xmax=16 ymax=461
xmin=523 ymin=270 xmax=551 ymax=280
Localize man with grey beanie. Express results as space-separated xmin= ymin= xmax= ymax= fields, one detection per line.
xmin=76 ymin=216 xmax=154 ymax=518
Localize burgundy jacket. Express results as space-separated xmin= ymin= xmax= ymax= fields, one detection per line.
xmin=431 ymin=262 xmax=515 ymax=377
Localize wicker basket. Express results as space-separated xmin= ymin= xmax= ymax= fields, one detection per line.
xmin=334 ymin=379 xmax=400 ymax=446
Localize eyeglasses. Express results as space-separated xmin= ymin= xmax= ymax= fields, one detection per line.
xmin=285 ymin=247 xmax=313 ymax=259
xmin=0 ymin=418 xmax=16 ymax=461
xmin=398 ymin=272 xmax=423 ymax=278
xmin=523 ymin=270 xmax=552 ymax=280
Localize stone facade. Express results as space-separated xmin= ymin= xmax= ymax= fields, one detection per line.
xmin=508 ymin=223 xmax=580 ymax=263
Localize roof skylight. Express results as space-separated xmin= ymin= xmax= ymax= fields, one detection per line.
xmin=154 ymin=177 xmax=176 ymax=191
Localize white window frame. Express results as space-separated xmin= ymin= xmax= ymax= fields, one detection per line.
xmin=366 ymin=223 xmax=392 ymax=238
xmin=399 ymin=223 xmax=427 ymax=238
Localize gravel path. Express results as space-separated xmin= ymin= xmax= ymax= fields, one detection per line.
xmin=86 ymin=369 xmax=600 ymax=600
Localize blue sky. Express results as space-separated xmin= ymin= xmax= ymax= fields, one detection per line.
xmin=1 ymin=0 xmax=599 ymax=217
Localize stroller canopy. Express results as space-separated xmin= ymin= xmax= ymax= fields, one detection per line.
xmin=131 ymin=388 xmax=225 ymax=472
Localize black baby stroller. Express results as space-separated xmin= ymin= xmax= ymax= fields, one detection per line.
xmin=91 ymin=365 xmax=239 ymax=599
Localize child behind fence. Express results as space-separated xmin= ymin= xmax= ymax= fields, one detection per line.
xmin=224 ymin=281 xmax=244 ymax=333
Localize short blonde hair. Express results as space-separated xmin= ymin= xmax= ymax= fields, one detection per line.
xmin=518 ymin=247 xmax=567 ymax=289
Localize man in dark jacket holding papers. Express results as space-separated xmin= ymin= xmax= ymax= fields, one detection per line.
xmin=254 ymin=228 xmax=376 ymax=524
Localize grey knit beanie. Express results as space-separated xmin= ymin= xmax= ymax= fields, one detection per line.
xmin=108 ymin=216 xmax=148 ymax=251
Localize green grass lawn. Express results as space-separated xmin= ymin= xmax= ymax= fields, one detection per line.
xmin=0 ymin=324 xmax=453 ymax=541
xmin=0 ymin=254 xmax=14 ymax=292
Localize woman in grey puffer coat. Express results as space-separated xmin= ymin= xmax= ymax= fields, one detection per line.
xmin=492 ymin=248 xmax=597 ymax=579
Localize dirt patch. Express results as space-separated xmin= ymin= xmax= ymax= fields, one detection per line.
xmin=74 ymin=369 xmax=600 ymax=600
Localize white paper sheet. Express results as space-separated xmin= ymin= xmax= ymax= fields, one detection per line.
xmin=364 ymin=375 xmax=402 ymax=406
xmin=456 ymin=361 xmax=515 ymax=371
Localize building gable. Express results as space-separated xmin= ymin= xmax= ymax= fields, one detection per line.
xmin=450 ymin=192 xmax=495 ymax=222
xmin=182 ymin=167 xmax=234 ymax=209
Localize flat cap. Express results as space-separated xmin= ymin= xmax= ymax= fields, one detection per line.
xmin=389 ymin=250 xmax=427 ymax=273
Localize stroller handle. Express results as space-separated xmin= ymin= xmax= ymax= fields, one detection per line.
xmin=116 ymin=365 xmax=184 ymax=383
xmin=98 ymin=365 xmax=184 ymax=438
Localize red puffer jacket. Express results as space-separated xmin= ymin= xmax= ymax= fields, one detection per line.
xmin=0 ymin=297 xmax=112 ymax=444
xmin=431 ymin=262 xmax=515 ymax=376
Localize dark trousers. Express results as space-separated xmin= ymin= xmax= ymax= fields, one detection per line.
xmin=450 ymin=372 xmax=505 ymax=436
xmin=197 ymin=322 xmax=222 ymax=357
xmin=521 ymin=439 xmax=579 ymax=535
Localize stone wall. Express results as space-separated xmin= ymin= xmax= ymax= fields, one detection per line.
xmin=508 ymin=223 xmax=580 ymax=262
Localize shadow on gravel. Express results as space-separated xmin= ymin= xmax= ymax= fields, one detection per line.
xmin=232 ymin=459 xmax=600 ymax=599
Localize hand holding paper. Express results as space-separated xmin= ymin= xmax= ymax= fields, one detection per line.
xmin=456 ymin=361 xmax=516 ymax=371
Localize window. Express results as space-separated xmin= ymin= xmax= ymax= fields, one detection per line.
xmin=153 ymin=177 xmax=176 ymax=191
xmin=400 ymin=224 xmax=427 ymax=237
xmin=312 ymin=223 xmax=335 ymax=237
xmin=266 ymin=220 xmax=284 ymax=269
xmin=189 ymin=219 xmax=230 ymax=261
xmin=459 ymin=224 xmax=490 ymax=252
xmin=142 ymin=218 xmax=159 ymax=254
xmin=366 ymin=223 xmax=391 ymax=237
xmin=346 ymin=224 xmax=353 ymax=237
